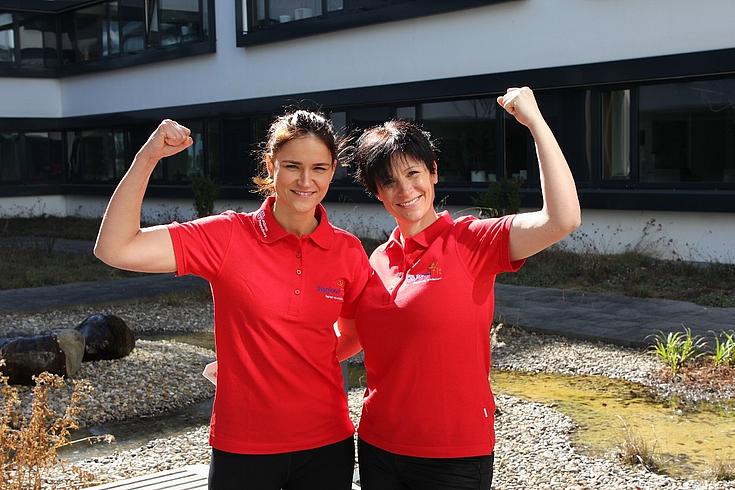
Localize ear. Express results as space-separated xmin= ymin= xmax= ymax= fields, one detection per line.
xmin=431 ymin=161 xmax=438 ymax=185
xmin=265 ymin=156 xmax=274 ymax=178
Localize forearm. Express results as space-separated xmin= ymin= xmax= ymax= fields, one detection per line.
xmin=336 ymin=318 xmax=363 ymax=362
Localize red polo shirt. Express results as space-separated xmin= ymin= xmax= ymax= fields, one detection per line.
xmin=168 ymin=196 xmax=370 ymax=454
xmin=354 ymin=212 xmax=524 ymax=458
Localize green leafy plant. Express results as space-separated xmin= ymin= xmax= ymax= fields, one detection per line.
xmin=650 ymin=327 xmax=706 ymax=375
xmin=712 ymin=331 xmax=735 ymax=368
xmin=473 ymin=178 xmax=521 ymax=218
xmin=192 ymin=175 xmax=219 ymax=218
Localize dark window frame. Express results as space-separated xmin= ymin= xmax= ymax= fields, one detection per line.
xmin=235 ymin=0 xmax=520 ymax=47
xmin=0 ymin=0 xmax=216 ymax=77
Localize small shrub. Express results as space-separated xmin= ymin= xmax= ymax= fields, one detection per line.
xmin=650 ymin=327 xmax=706 ymax=376
xmin=192 ymin=176 xmax=219 ymax=218
xmin=616 ymin=418 xmax=658 ymax=472
xmin=473 ymin=178 xmax=521 ymax=218
xmin=711 ymin=459 xmax=735 ymax=481
xmin=0 ymin=362 xmax=93 ymax=490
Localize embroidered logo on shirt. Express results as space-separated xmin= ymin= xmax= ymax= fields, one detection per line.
xmin=317 ymin=279 xmax=346 ymax=301
xmin=405 ymin=261 xmax=443 ymax=285
xmin=256 ymin=210 xmax=268 ymax=238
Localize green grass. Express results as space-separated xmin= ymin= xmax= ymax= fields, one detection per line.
xmin=0 ymin=216 xmax=102 ymax=241
xmin=497 ymin=249 xmax=735 ymax=307
xmin=1 ymin=218 xmax=734 ymax=309
xmin=0 ymin=245 xmax=139 ymax=290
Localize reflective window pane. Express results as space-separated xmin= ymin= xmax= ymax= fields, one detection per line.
xmin=0 ymin=133 xmax=21 ymax=182
xmin=163 ymin=121 xmax=205 ymax=182
xmin=74 ymin=4 xmax=107 ymax=62
xmin=602 ymin=89 xmax=631 ymax=180
xmin=539 ymin=90 xmax=593 ymax=183
xmin=119 ymin=0 xmax=146 ymax=54
xmin=18 ymin=14 xmax=57 ymax=67
xmin=0 ymin=13 xmax=15 ymax=62
xmin=68 ymin=129 xmax=125 ymax=182
xmin=421 ymin=99 xmax=497 ymax=184
xmin=261 ymin=0 xmax=323 ymax=26
xmin=639 ymin=80 xmax=735 ymax=183
xmin=159 ymin=0 xmax=203 ymax=45
xmin=26 ymin=132 xmax=64 ymax=183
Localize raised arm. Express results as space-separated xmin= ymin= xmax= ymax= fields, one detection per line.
xmin=497 ymin=87 xmax=581 ymax=261
xmin=94 ymin=119 xmax=193 ymax=273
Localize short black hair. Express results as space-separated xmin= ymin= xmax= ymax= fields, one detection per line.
xmin=352 ymin=120 xmax=438 ymax=195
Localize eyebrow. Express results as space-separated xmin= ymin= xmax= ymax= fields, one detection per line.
xmin=280 ymin=160 xmax=331 ymax=165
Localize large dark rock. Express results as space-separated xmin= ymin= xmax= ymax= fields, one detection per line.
xmin=0 ymin=329 xmax=85 ymax=385
xmin=75 ymin=314 xmax=135 ymax=361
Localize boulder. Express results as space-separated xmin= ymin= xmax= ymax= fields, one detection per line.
xmin=75 ymin=314 xmax=135 ymax=361
xmin=0 ymin=329 xmax=85 ymax=385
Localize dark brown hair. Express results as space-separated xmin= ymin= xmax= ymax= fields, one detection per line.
xmin=253 ymin=110 xmax=340 ymax=195
xmin=351 ymin=120 xmax=438 ymax=196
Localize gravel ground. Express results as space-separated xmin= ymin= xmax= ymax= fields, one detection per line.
xmin=2 ymin=305 xmax=733 ymax=489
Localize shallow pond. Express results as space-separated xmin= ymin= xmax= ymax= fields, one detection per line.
xmin=491 ymin=370 xmax=735 ymax=478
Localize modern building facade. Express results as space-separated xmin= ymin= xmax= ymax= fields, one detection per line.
xmin=1 ymin=0 xmax=734 ymax=262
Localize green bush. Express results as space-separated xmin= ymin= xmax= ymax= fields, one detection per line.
xmin=473 ymin=178 xmax=521 ymax=218
xmin=192 ymin=176 xmax=219 ymax=218
xmin=712 ymin=331 xmax=735 ymax=368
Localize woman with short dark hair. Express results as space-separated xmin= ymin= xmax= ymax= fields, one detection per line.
xmin=338 ymin=87 xmax=581 ymax=489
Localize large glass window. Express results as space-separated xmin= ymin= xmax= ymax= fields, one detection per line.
xmin=253 ymin=0 xmax=332 ymax=27
xmin=539 ymin=90 xmax=594 ymax=183
xmin=421 ymin=98 xmax=497 ymax=184
xmin=72 ymin=4 xmax=108 ymax=62
xmin=602 ymin=89 xmax=631 ymax=180
xmin=639 ymin=80 xmax=735 ymax=183
xmin=26 ymin=132 xmax=64 ymax=183
xmin=18 ymin=13 xmax=57 ymax=67
xmin=0 ymin=13 xmax=15 ymax=62
xmin=158 ymin=0 xmax=203 ymax=46
xmin=163 ymin=120 xmax=205 ymax=182
xmin=68 ymin=130 xmax=126 ymax=182
xmin=0 ymin=133 xmax=21 ymax=182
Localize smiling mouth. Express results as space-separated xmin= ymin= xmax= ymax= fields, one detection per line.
xmin=396 ymin=196 xmax=421 ymax=208
xmin=292 ymin=190 xmax=316 ymax=197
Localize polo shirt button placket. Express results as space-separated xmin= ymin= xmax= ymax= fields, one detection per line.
xmin=289 ymin=246 xmax=304 ymax=315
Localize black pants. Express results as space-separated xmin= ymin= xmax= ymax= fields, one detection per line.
xmin=357 ymin=438 xmax=493 ymax=490
xmin=209 ymin=436 xmax=355 ymax=490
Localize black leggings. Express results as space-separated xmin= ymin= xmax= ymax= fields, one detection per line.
xmin=358 ymin=438 xmax=493 ymax=490
xmin=209 ymin=436 xmax=355 ymax=490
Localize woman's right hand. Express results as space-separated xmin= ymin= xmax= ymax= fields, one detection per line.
xmin=137 ymin=119 xmax=193 ymax=162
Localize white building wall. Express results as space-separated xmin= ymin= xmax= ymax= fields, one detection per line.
xmin=59 ymin=0 xmax=735 ymax=117
xmin=0 ymin=78 xmax=62 ymax=117
xmin=4 ymin=195 xmax=735 ymax=264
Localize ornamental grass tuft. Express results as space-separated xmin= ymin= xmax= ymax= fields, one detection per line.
xmin=649 ymin=327 xmax=707 ymax=376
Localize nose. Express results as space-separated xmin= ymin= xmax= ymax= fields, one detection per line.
xmin=396 ymin=176 xmax=411 ymax=195
xmin=297 ymin=169 xmax=310 ymax=186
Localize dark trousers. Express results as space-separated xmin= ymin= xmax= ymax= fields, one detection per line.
xmin=358 ymin=438 xmax=493 ymax=490
xmin=209 ymin=436 xmax=355 ymax=490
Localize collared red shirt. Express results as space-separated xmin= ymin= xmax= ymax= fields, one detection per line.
xmin=354 ymin=211 xmax=524 ymax=458
xmin=168 ymin=196 xmax=370 ymax=454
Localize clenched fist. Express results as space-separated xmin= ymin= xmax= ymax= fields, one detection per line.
xmin=497 ymin=87 xmax=544 ymax=130
xmin=136 ymin=119 xmax=193 ymax=162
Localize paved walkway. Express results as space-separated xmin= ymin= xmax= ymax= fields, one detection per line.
xmin=1 ymin=235 xmax=732 ymax=347
xmin=0 ymin=274 xmax=731 ymax=347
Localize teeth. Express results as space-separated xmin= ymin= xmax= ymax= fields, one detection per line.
xmin=397 ymin=196 xmax=420 ymax=207
xmin=293 ymin=190 xmax=313 ymax=197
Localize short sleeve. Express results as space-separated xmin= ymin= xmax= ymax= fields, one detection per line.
xmin=456 ymin=214 xmax=525 ymax=279
xmin=339 ymin=243 xmax=371 ymax=319
xmin=167 ymin=211 xmax=236 ymax=281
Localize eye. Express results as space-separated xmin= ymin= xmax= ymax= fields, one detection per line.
xmin=407 ymin=170 xmax=420 ymax=177
xmin=313 ymin=166 xmax=328 ymax=173
xmin=285 ymin=163 xmax=299 ymax=170
xmin=381 ymin=178 xmax=395 ymax=187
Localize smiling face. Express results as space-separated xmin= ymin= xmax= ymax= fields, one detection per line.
xmin=267 ymin=134 xmax=335 ymax=231
xmin=376 ymin=154 xmax=439 ymax=238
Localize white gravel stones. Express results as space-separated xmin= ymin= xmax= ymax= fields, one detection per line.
xmin=3 ymin=304 xmax=731 ymax=489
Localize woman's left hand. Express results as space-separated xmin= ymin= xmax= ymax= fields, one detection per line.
xmin=497 ymin=87 xmax=544 ymax=129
